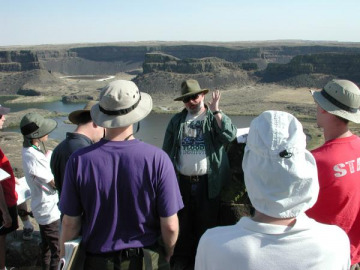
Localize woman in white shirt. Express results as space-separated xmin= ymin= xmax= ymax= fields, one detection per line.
xmin=20 ymin=112 xmax=60 ymax=270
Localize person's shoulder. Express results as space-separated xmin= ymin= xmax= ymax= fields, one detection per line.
xmin=22 ymin=146 xmax=37 ymax=157
xmin=0 ymin=148 xmax=5 ymax=161
xmin=310 ymin=145 xmax=325 ymax=155
xmin=67 ymin=140 xmax=102 ymax=160
xmin=310 ymin=218 xmax=349 ymax=242
xmin=52 ymin=139 xmax=65 ymax=154
xmin=67 ymin=134 xmax=92 ymax=150
xmin=310 ymin=140 xmax=332 ymax=156
xmin=351 ymin=134 xmax=360 ymax=143
xmin=169 ymin=111 xmax=185 ymax=121
xmin=135 ymin=141 xmax=172 ymax=160
xmin=312 ymin=135 xmax=360 ymax=153
xmin=202 ymin=224 xmax=239 ymax=240
xmin=137 ymin=141 xmax=166 ymax=153
xmin=22 ymin=147 xmax=45 ymax=167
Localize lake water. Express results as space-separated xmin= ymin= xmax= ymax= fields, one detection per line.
xmin=2 ymin=100 xmax=254 ymax=148
xmin=0 ymin=97 xmax=84 ymax=114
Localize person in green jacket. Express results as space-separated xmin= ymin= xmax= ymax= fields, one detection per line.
xmin=163 ymin=79 xmax=237 ymax=270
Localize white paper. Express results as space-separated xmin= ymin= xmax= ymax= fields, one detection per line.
xmin=15 ymin=177 xmax=31 ymax=205
xmin=57 ymin=237 xmax=82 ymax=270
xmin=0 ymin=168 xmax=11 ymax=181
xmin=236 ymin=127 xmax=250 ymax=143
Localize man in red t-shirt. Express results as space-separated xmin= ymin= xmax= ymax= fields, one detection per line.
xmin=0 ymin=104 xmax=18 ymax=270
xmin=307 ymin=79 xmax=360 ymax=268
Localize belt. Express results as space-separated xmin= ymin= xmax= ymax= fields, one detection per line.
xmin=86 ymin=243 xmax=157 ymax=259
xmin=87 ymin=247 xmax=143 ymax=260
xmin=179 ymin=174 xmax=207 ymax=183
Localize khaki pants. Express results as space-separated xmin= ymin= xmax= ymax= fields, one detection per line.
xmin=84 ymin=243 xmax=170 ymax=270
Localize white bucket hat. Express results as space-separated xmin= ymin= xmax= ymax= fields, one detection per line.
xmin=91 ymin=80 xmax=152 ymax=128
xmin=312 ymin=79 xmax=360 ymax=123
xmin=242 ymin=110 xmax=319 ymax=218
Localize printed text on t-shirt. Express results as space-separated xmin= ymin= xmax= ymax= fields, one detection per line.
xmin=333 ymin=158 xmax=360 ymax=177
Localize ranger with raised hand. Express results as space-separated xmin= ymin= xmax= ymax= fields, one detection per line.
xmin=163 ymin=79 xmax=237 ymax=270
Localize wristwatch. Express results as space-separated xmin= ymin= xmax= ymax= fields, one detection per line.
xmin=212 ymin=110 xmax=222 ymax=115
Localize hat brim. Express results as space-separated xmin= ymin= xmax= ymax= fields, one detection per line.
xmin=28 ymin=119 xmax=57 ymax=139
xmin=243 ymin=148 xmax=319 ymax=218
xmin=174 ymin=89 xmax=209 ymax=101
xmin=90 ymin=93 xmax=153 ymax=128
xmin=0 ymin=106 xmax=10 ymax=115
xmin=312 ymin=90 xmax=360 ymax=123
xmin=68 ymin=110 xmax=91 ymax=125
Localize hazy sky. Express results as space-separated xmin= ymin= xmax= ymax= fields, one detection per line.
xmin=1 ymin=0 xmax=359 ymax=46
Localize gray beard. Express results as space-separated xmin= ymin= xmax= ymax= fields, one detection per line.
xmin=187 ymin=101 xmax=204 ymax=115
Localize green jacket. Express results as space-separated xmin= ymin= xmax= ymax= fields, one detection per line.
xmin=162 ymin=108 xmax=237 ymax=199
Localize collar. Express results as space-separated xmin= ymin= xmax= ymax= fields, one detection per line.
xmin=238 ymin=213 xmax=313 ymax=235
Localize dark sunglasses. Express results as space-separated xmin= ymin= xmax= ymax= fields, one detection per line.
xmin=182 ymin=94 xmax=199 ymax=103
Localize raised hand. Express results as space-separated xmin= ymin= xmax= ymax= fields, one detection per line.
xmin=207 ymin=90 xmax=221 ymax=112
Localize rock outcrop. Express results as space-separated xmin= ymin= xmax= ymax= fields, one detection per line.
xmin=133 ymin=52 xmax=255 ymax=94
xmin=2 ymin=42 xmax=360 ymax=92
xmin=6 ymin=230 xmax=42 ymax=269
xmin=0 ymin=51 xmax=40 ymax=72
xmin=0 ymin=69 xmax=66 ymax=96
xmin=261 ymin=53 xmax=360 ymax=85
xmin=142 ymin=52 xmax=250 ymax=74
xmin=62 ymin=95 xmax=95 ymax=103
xmin=15 ymin=42 xmax=360 ymax=76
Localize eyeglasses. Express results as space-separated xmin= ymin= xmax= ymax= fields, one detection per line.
xmin=182 ymin=94 xmax=200 ymax=103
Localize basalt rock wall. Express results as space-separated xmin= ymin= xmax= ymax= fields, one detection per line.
xmin=262 ymin=53 xmax=360 ymax=85
xmin=0 ymin=50 xmax=40 ymax=72
xmin=2 ymin=43 xmax=360 ymax=88
xmin=142 ymin=52 xmax=249 ymax=74
xmin=29 ymin=43 xmax=360 ymax=76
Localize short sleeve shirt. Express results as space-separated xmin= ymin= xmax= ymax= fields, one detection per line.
xmin=60 ymin=139 xmax=184 ymax=254
xmin=22 ymin=147 xmax=60 ymax=225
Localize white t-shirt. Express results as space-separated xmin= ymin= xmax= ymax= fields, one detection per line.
xmin=22 ymin=147 xmax=60 ymax=225
xmin=195 ymin=214 xmax=350 ymax=270
xmin=177 ymin=111 xmax=208 ymax=176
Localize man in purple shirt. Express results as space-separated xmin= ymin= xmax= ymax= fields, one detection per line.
xmin=59 ymin=80 xmax=184 ymax=270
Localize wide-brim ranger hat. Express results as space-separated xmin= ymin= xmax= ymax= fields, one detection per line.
xmin=242 ymin=110 xmax=319 ymax=218
xmin=312 ymin=79 xmax=360 ymax=123
xmin=0 ymin=105 xmax=10 ymax=115
xmin=91 ymin=80 xmax=152 ymax=128
xmin=20 ymin=112 xmax=57 ymax=139
xmin=68 ymin=100 xmax=97 ymax=125
xmin=174 ymin=79 xmax=209 ymax=101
